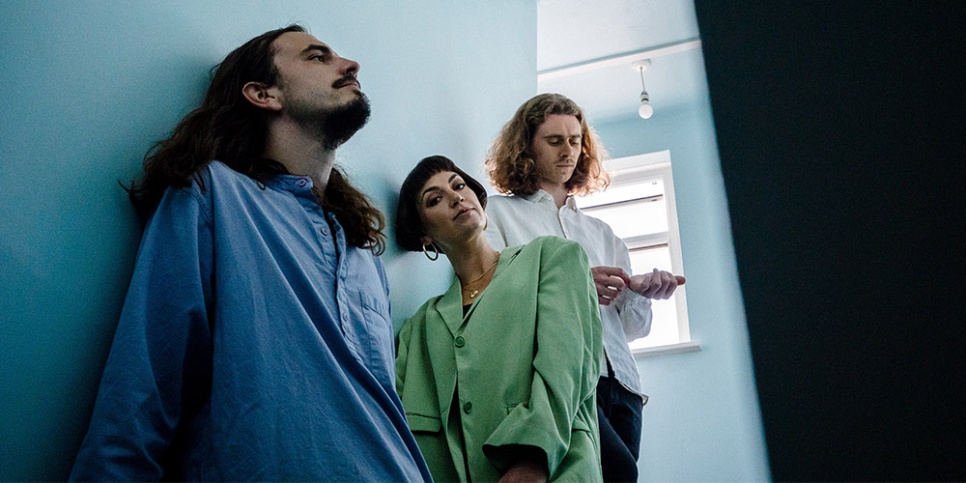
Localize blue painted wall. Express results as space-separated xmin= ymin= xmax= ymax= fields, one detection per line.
xmin=0 ymin=1 xmax=533 ymax=479
xmin=1 ymin=1 xmax=769 ymax=481
xmin=594 ymin=72 xmax=771 ymax=480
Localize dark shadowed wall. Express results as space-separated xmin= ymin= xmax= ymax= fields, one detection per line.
xmin=694 ymin=1 xmax=966 ymax=480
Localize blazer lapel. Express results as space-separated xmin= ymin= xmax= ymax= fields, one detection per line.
xmin=435 ymin=245 xmax=523 ymax=333
xmin=434 ymin=275 xmax=465 ymax=337
xmin=461 ymin=244 xmax=522 ymax=320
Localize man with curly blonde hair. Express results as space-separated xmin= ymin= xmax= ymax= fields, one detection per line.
xmin=484 ymin=93 xmax=682 ymax=482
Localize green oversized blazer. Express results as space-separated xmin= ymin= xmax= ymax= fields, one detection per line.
xmin=396 ymin=236 xmax=604 ymax=482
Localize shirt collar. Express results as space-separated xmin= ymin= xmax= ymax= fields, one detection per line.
xmin=265 ymin=173 xmax=313 ymax=193
xmin=521 ymin=189 xmax=578 ymax=211
xmin=564 ymin=195 xmax=579 ymax=210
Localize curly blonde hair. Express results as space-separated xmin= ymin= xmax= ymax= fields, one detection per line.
xmin=485 ymin=93 xmax=609 ymax=196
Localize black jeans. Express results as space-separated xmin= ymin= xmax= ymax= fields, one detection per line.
xmin=596 ymin=376 xmax=645 ymax=482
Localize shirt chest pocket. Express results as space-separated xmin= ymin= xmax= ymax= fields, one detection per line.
xmin=357 ymin=291 xmax=394 ymax=384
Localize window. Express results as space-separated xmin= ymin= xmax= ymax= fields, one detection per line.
xmin=576 ymin=151 xmax=693 ymax=353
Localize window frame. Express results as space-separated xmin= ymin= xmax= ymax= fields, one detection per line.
xmin=578 ymin=151 xmax=698 ymax=356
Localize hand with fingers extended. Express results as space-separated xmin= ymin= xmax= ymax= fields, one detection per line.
xmin=629 ymin=268 xmax=685 ymax=300
xmin=591 ymin=266 xmax=632 ymax=305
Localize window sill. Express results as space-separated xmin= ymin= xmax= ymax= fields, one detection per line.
xmin=632 ymin=340 xmax=702 ymax=358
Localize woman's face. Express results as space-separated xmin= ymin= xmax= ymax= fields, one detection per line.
xmin=417 ymin=170 xmax=486 ymax=247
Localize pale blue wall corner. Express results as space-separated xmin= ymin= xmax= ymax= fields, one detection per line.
xmin=595 ymin=99 xmax=771 ymax=481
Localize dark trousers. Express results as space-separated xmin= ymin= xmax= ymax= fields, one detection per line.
xmin=596 ymin=376 xmax=645 ymax=483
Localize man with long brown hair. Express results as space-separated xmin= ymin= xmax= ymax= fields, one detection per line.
xmin=485 ymin=93 xmax=682 ymax=482
xmin=70 ymin=25 xmax=431 ymax=481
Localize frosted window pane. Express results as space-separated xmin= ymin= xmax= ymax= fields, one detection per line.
xmin=629 ymin=245 xmax=673 ymax=273
xmin=583 ymin=199 xmax=668 ymax=239
xmin=579 ymin=178 xmax=664 ymax=208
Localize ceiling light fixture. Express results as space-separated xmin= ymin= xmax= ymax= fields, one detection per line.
xmin=633 ymin=59 xmax=654 ymax=119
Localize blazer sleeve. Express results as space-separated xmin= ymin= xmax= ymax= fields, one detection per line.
xmin=70 ymin=186 xmax=214 ymax=482
xmin=394 ymin=317 xmax=414 ymax=397
xmin=482 ymin=238 xmax=602 ymax=476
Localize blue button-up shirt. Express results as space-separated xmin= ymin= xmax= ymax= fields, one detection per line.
xmin=71 ymin=161 xmax=431 ymax=481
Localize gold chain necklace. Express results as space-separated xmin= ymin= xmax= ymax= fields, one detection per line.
xmin=461 ymin=253 xmax=500 ymax=299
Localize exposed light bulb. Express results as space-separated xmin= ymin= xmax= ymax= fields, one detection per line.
xmin=635 ymin=59 xmax=654 ymax=120
xmin=638 ymin=102 xmax=654 ymax=119
xmin=639 ymin=89 xmax=653 ymax=119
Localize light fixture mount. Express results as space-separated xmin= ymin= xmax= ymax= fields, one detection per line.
xmin=634 ymin=59 xmax=654 ymax=119
xmin=632 ymin=59 xmax=652 ymax=71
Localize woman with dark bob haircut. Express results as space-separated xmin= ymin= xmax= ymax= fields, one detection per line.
xmin=393 ymin=155 xmax=605 ymax=482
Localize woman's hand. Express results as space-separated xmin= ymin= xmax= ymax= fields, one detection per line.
xmin=498 ymin=460 xmax=548 ymax=483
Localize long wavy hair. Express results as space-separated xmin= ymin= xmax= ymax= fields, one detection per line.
xmin=485 ymin=93 xmax=609 ymax=197
xmin=127 ymin=24 xmax=385 ymax=253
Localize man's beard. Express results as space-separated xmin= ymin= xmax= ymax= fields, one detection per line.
xmin=294 ymin=93 xmax=371 ymax=150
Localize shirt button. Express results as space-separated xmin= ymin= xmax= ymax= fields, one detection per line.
xmin=321 ymin=228 xmax=328 ymax=236
xmin=454 ymin=336 xmax=465 ymax=347
xmin=297 ymin=179 xmax=307 ymax=187
xmin=463 ymin=402 xmax=472 ymax=414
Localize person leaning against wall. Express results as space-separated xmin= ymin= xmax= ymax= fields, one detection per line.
xmin=394 ymin=155 xmax=604 ymax=482
xmin=69 ymin=25 xmax=431 ymax=481
xmin=483 ymin=93 xmax=685 ymax=483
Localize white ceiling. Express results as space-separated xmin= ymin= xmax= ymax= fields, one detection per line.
xmin=537 ymin=0 xmax=706 ymax=124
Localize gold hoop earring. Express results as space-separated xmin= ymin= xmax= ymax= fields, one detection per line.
xmin=483 ymin=214 xmax=489 ymax=231
xmin=422 ymin=243 xmax=439 ymax=261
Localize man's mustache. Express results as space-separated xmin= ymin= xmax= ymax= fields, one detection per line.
xmin=333 ymin=75 xmax=360 ymax=89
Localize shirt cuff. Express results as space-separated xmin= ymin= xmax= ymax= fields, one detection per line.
xmin=615 ymin=289 xmax=653 ymax=340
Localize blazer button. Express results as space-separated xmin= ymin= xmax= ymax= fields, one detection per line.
xmin=454 ymin=336 xmax=465 ymax=347
xmin=463 ymin=401 xmax=472 ymax=414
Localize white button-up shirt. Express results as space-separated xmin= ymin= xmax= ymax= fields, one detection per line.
xmin=484 ymin=191 xmax=651 ymax=397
